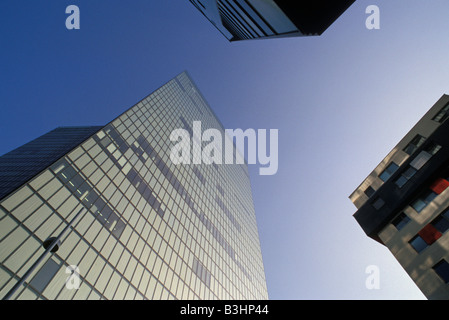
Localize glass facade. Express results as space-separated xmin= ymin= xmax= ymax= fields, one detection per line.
xmin=0 ymin=127 xmax=103 ymax=202
xmin=190 ymin=0 xmax=294 ymax=41
xmin=189 ymin=0 xmax=355 ymax=41
xmin=0 ymin=71 xmax=268 ymax=300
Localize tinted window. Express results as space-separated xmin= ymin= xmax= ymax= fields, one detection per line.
xmin=409 ymin=235 xmax=428 ymax=253
xmin=403 ymin=135 xmax=426 ymax=155
xmin=411 ymin=190 xmax=437 ymax=213
xmin=372 ymin=197 xmax=385 ymax=210
xmin=432 ymin=209 xmax=449 ymax=233
xmin=379 ymin=163 xmax=399 ymax=182
xmin=432 ymin=103 xmax=449 ymax=123
xmin=395 ymin=166 xmax=417 ymax=188
xmin=433 ymin=260 xmax=449 ymax=283
xmin=392 ymin=213 xmax=410 ymax=231
xmin=364 ymin=186 xmax=375 ymax=198
xmin=29 ymin=258 xmax=61 ymax=292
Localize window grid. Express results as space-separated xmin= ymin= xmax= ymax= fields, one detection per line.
xmin=0 ymin=73 xmax=267 ymax=300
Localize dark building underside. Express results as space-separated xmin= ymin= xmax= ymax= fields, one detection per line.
xmin=274 ymin=0 xmax=356 ymax=35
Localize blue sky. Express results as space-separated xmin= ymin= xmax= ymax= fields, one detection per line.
xmin=2 ymin=0 xmax=449 ymax=299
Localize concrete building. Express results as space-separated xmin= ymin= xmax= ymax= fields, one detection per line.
xmin=350 ymin=94 xmax=449 ymax=299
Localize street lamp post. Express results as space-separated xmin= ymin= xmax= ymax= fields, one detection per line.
xmin=2 ymin=207 xmax=86 ymax=300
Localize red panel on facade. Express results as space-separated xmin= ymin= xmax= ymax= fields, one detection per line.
xmin=418 ymin=224 xmax=442 ymax=245
xmin=430 ymin=178 xmax=449 ymax=195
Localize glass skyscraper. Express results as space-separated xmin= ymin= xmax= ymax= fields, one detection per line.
xmin=189 ymin=0 xmax=355 ymax=41
xmin=0 ymin=72 xmax=268 ymax=300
